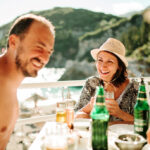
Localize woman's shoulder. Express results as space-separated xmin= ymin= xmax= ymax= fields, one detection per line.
xmin=85 ymin=76 xmax=100 ymax=88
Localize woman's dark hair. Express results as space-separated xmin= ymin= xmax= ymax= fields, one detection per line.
xmin=100 ymin=52 xmax=127 ymax=87
xmin=111 ymin=53 xmax=127 ymax=87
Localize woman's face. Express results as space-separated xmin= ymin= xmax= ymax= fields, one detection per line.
xmin=96 ymin=51 xmax=119 ymax=82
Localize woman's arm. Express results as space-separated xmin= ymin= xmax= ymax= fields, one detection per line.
xmin=75 ymin=96 xmax=95 ymax=119
xmin=106 ymin=99 xmax=134 ymax=122
xmin=117 ymin=109 xmax=134 ymax=122
xmin=74 ymin=77 xmax=98 ymax=112
xmin=74 ymin=83 xmax=92 ymax=112
xmin=74 ymin=77 xmax=99 ymax=118
xmin=75 ymin=101 xmax=92 ymax=119
xmin=75 ymin=100 xmax=92 ymax=119
xmin=75 ymin=111 xmax=91 ymax=118
xmin=108 ymin=81 xmax=138 ymax=122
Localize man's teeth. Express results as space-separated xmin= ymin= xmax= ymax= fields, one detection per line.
xmin=32 ymin=59 xmax=42 ymax=67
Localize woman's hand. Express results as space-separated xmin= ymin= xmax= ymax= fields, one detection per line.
xmin=105 ymin=99 xmax=134 ymax=122
xmin=81 ymin=97 xmax=95 ymax=114
xmin=75 ymin=112 xmax=91 ymax=119
xmin=75 ymin=97 xmax=95 ymax=119
xmin=105 ymin=99 xmax=121 ymax=117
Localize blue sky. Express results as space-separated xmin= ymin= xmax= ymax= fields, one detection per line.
xmin=0 ymin=0 xmax=150 ymax=26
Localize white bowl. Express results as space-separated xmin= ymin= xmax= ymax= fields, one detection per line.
xmin=115 ymin=133 xmax=147 ymax=150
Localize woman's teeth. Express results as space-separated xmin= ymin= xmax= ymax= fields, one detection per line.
xmin=101 ymin=71 xmax=109 ymax=74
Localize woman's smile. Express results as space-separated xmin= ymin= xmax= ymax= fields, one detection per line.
xmin=100 ymin=70 xmax=110 ymax=75
xmin=96 ymin=51 xmax=118 ymax=82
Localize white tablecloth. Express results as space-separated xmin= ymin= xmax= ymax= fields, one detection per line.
xmin=29 ymin=120 xmax=135 ymax=150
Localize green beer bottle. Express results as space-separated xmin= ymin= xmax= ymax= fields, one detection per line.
xmin=134 ymin=78 xmax=149 ymax=138
xmin=90 ymin=86 xmax=109 ymax=150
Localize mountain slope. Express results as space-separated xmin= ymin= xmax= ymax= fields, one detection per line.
xmin=0 ymin=7 xmax=121 ymax=67
xmin=0 ymin=7 xmax=150 ymax=71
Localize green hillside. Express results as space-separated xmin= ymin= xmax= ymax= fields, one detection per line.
xmin=0 ymin=7 xmax=121 ymax=67
xmin=77 ymin=11 xmax=150 ymax=63
xmin=0 ymin=7 xmax=150 ymax=68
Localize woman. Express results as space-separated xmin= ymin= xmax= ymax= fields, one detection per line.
xmin=74 ymin=38 xmax=138 ymax=123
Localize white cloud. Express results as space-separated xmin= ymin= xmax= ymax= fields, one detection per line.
xmin=90 ymin=6 xmax=104 ymax=12
xmin=113 ymin=2 xmax=144 ymax=15
xmin=0 ymin=0 xmax=149 ymax=26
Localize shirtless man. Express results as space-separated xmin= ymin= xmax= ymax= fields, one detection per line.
xmin=0 ymin=14 xmax=55 ymax=150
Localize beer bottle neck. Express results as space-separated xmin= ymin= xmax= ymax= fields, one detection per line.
xmin=137 ymin=85 xmax=147 ymax=101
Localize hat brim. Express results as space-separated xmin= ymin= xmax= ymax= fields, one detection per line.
xmin=91 ymin=48 xmax=128 ymax=67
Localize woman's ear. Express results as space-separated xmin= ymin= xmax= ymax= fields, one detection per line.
xmin=8 ymin=34 xmax=19 ymax=50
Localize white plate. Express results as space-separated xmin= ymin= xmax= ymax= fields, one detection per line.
xmin=142 ymin=144 xmax=150 ymax=150
xmin=74 ymin=118 xmax=91 ymax=122
xmin=108 ymin=124 xmax=134 ymax=134
xmin=74 ymin=118 xmax=91 ymax=130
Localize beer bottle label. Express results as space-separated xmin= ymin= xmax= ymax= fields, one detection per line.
xmin=96 ymin=102 xmax=105 ymax=106
xmin=134 ymin=110 xmax=149 ymax=137
xmin=134 ymin=119 xmax=148 ymax=131
xmin=137 ymin=97 xmax=147 ymax=101
xmin=134 ymin=109 xmax=149 ymax=119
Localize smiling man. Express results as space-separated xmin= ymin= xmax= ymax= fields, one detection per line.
xmin=0 ymin=14 xmax=55 ymax=150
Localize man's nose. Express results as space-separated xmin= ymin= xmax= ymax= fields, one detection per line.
xmin=40 ymin=52 xmax=50 ymax=65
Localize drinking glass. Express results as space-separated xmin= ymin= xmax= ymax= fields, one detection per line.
xmin=43 ymin=122 xmax=68 ymax=150
xmin=67 ymin=130 xmax=79 ymax=150
xmin=56 ymin=101 xmax=66 ymax=123
xmin=43 ymin=122 xmax=78 ymax=150
xmin=105 ymin=91 xmax=114 ymax=101
xmin=75 ymin=119 xmax=92 ymax=150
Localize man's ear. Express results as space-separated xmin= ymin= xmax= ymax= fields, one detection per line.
xmin=8 ymin=34 xmax=19 ymax=50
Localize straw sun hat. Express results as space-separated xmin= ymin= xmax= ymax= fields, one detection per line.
xmin=90 ymin=38 xmax=128 ymax=67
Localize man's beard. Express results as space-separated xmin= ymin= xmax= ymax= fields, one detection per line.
xmin=15 ymin=46 xmax=38 ymax=77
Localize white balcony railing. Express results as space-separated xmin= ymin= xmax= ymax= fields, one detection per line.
xmin=16 ymin=80 xmax=85 ymax=127
xmin=16 ymin=77 xmax=150 ymax=126
xmin=7 ymin=77 xmax=150 ymax=150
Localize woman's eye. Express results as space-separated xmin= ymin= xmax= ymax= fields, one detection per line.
xmin=108 ymin=60 xmax=113 ymax=64
xmin=98 ymin=59 xmax=103 ymax=62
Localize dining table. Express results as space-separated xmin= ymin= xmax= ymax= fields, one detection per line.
xmin=29 ymin=119 xmax=146 ymax=150
xmin=29 ymin=119 xmax=92 ymax=150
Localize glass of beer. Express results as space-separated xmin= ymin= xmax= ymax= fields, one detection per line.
xmin=105 ymin=91 xmax=114 ymax=113
xmin=105 ymin=91 xmax=114 ymax=101
xmin=56 ymin=101 xmax=66 ymax=123
xmin=43 ymin=122 xmax=68 ymax=150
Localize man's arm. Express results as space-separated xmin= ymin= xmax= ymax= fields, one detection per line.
xmin=0 ymin=110 xmax=13 ymax=150
xmin=0 ymin=94 xmax=18 ymax=150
